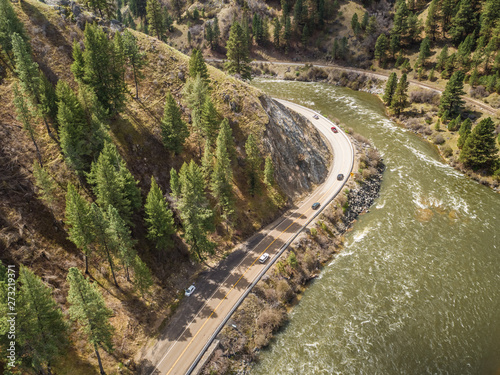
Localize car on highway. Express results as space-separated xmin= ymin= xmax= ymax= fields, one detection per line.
xmin=259 ymin=253 xmax=270 ymax=263
xmin=185 ymin=285 xmax=196 ymax=296
xmin=313 ymin=114 xmax=319 ymax=119
xmin=331 ymin=126 xmax=338 ymax=133
xmin=312 ymin=202 xmax=321 ymax=210
xmin=337 ymin=174 xmax=344 ymax=181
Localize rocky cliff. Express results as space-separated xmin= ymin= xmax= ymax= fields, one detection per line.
xmin=261 ymin=96 xmax=330 ymax=198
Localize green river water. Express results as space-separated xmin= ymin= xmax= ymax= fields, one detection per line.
xmin=250 ymin=79 xmax=500 ymax=375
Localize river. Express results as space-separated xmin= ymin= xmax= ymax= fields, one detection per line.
xmin=250 ymin=79 xmax=500 ymax=375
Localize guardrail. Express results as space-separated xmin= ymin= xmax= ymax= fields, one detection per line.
xmin=186 ymin=98 xmax=354 ymax=375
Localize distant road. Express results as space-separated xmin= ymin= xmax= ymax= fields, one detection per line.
xmin=139 ymin=99 xmax=354 ymax=375
xmin=207 ymin=58 xmax=497 ymax=116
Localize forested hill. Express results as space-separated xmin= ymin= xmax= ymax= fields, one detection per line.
xmin=0 ymin=0 xmax=331 ymax=373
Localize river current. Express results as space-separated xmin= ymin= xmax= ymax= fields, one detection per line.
xmin=250 ymin=79 xmax=500 ymax=375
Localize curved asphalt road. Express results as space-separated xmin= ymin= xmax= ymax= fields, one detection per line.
xmin=140 ymin=99 xmax=354 ymax=375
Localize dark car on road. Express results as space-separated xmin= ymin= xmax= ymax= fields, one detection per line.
xmin=312 ymin=202 xmax=320 ymax=210
xmin=337 ymin=174 xmax=344 ymax=181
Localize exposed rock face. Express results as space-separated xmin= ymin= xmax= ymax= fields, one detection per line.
xmin=260 ymin=96 xmax=330 ymax=198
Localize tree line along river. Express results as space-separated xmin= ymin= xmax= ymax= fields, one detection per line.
xmin=250 ymin=79 xmax=500 ymax=375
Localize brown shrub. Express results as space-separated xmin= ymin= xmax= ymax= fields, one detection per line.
xmin=433 ymin=134 xmax=445 ymax=145
xmin=470 ymin=86 xmax=488 ymax=99
xmin=276 ymin=279 xmax=293 ymax=303
xmin=409 ymin=90 xmax=440 ymax=104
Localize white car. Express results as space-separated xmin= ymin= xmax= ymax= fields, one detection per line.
xmin=185 ymin=285 xmax=196 ymax=296
xmin=259 ymin=253 xmax=270 ymax=263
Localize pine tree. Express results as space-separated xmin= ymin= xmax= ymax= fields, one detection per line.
xmin=147 ymin=0 xmax=165 ymax=40
xmin=457 ymin=118 xmax=472 ymax=149
xmin=33 ymin=161 xmax=57 ymax=210
xmin=161 ymin=93 xmax=189 ymax=154
xmin=374 ymin=34 xmax=388 ymax=63
xmin=390 ymin=73 xmax=409 ymax=116
xmin=200 ymin=97 xmax=220 ymax=146
xmin=0 ymin=0 xmax=29 ymax=66
xmin=425 ymin=0 xmax=438 ymax=41
xmin=383 ymin=72 xmax=398 ymax=106
xmin=351 ymin=13 xmax=360 ymax=35
xmin=81 ymin=23 xmax=126 ymax=115
xmin=183 ymin=74 xmax=209 ymax=154
xmin=460 ymin=117 xmax=499 ymax=169
xmin=219 ymin=118 xmax=236 ymax=163
xmin=245 ymin=134 xmax=262 ymax=195
xmin=71 ymin=41 xmax=85 ymax=82
xmin=449 ymin=0 xmax=476 ymax=44
xmin=177 ymin=161 xmax=215 ymax=261
xmin=447 ymin=114 xmax=461 ymax=131
xmin=361 ymin=12 xmax=369 ymax=31
xmin=132 ymin=255 xmax=153 ymax=297
xmin=273 ymin=17 xmax=281 ymax=49
xmin=213 ymin=16 xmax=221 ymax=46
xmin=470 ymin=68 xmax=479 ymax=87
xmin=39 ymin=73 xmax=58 ymax=130
xmin=188 ymin=49 xmax=209 ymax=83
xmin=201 ymin=139 xmax=214 ymax=181
xmin=293 ymin=0 xmax=304 ymax=31
xmin=145 ymin=176 xmax=175 ymax=250
xmin=480 ymin=0 xmax=500 ymax=38
xmin=264 ymin=156 xmax=275 ymax=186
xmin=106 ymin=205 xmax=138 ymax=282
xmin=11 ymin=33 xmax=40 ymax=103
xmin=366 ymin=16 xmax=377 ymax=35
xmin=67 ymin=267 xmax=114 ymax=375
xmin=18 ymin=266 xmax=68 ymax=374
xmin=417 ymin=37 xmax=431 ymax=67
xmin=225 ymin=22 xmax=252 ymax=79
xmin=391 ymin=1 xmax=409 ymax=41
xmin=13 ymin=83 xmax=43 ymax=167
xmin=283 ymin=15 xmax=292 ymax=53
xmin=88 ymin=203 xmax=119 ymax=287
xmin=211 ymin=121 xmax=235 ymax=224
xmin=439 ymin=71 xmax=465 ymax=117
xmin=65 ymin=183 xmax=95 ymax=274
xmin=436 ymin=45 xmax=448 ymax=71
xmin=434 ymin=118 xmax=441 ymax=131
xmin=205 ymin=21 xmax=214 ymax=49
xmin=87 ymin=142 xmax=141 ymax=224
xmin=390 ymin=34 xmax=401 ymax=59
xmin=407 ymin=12 xmax=422 ymax=44
xmin=122 ymin=30 xmax=146 ymax=99
xmin=170 ymin=167 xmax=181 ymax=198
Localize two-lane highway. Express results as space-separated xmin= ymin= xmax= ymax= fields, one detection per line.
xmin=140 ymin=99 xmax=354 ymax=375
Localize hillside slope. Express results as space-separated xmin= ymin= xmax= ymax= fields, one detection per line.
xmin=0 ymin=0 xmax=330 ymax=373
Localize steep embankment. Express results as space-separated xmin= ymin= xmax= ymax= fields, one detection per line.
xmin=0 ymin=0 xmax=329 ymax=373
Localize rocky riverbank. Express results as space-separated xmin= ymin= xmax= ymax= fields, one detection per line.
xmin=200 ymin=132 xmax=384 ymax=375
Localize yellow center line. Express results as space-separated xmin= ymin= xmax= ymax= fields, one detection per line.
xmin=165 ymin=173 xmax=341 ymax=375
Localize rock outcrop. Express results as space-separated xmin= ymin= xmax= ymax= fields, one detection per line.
xmin=260 ymin=96 xmax=330 ymax=198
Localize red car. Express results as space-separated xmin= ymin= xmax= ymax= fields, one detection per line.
xmin=331 ymin=126 xmax=338 ymax=133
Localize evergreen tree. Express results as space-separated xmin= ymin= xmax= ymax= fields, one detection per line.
xmin=457 ymin=118 xmax=472 ymax=149
xmin=106 ymin=205 xmax=137 ymax=282
xmin=436 ymin=45 xmax=448 ymax=71
xmin=81 ymin=23 xmax=126 ymax=115
xmin=18 ymin=266 xmax=68 ymax=374
xmin=245 ymin=134 xmax=262 ymax=195
xmin=407 ymin=12 xmax=422 ymax=44
xmin=161 ymin=93 xmax=189 ymax=154
xmin=65 ymin=183 xmax=95 ymax=274
xmin=264 ymin=156 xmax=275 ymax=186
xmin=434 ymin=118 xmax=441 ymax=131
xmin=470 ymin=68 xmax=479 ymax=87
xmin=88 ymin=203 xmax=119 ymax=287
xmin=391 ymin=1 xmax=409 ymax=41
xmin=283 ymin=15 xmax=292 ymax=53
xmin=429 ymin=67 xmax=435 ymax=81
xmin=460 ymin=117 xmax=499 ymax=169
xmin=122 ymin=30 xmax=146 ymax=99
xmin=480 ymin=0 xmax=500 ymax=38
xmin=390 ymin=34 xmax=401 ymax=59
xmin=201 ymin=139 xmax=214 ymax=181
xmin=33 ymin=161 xmax=57 ymax=210
xmin=273 ymin=17 xmax=281 ymax=49
xmin=457 ymin=33 xmax=474 ymax=69
xmin=447 ymin=114 xmax=461 ymax=131
xmin=417 ymin=37 xmax=431 ymax=67
xmin=211 ymin=121 xmax=235 ymax=224
xmin=351 ymin=13 xmax=360 ymax=34
xmin=170 ymin=167 xmax=181 ymax=198
xmin=425 ymin=0 xmax=438 ymax=40
xmin=374 ymin=34 xmax=388 ymax=63
xmin=13 ymin=83 xmax=43 ymax=167
xmin=293 ymin=0 xmax=304 ymax=31
xmin=383 ymin=72 xmax=398 ymax=106
xmin=129 ymin=0 xmax=147 ymax=19
xmin=177 ymin=161 xmax=215 ymax=261
xmin=87 ymin=142 xmax=141 ymax=224
xmin=171 ymin=0 xmax=182 ymax=21
xmin=200 ymin=97 xmax=220 ymax=145
xmin=145 ymin=176 xmax=175 ymax=250
xmin=0 ymin=0 xmax=29 ymax=66
xmin=11 ymin=33 xmax=40 ymax=103
xmin=213 ymin=16 xmax=221 ymax=46
xmin=449 ymin=0 xmax=476 ymax=44
xmin=366 ymin=16 xmax=377 ymax=35
xmin=67 ymin=267 xmax=114 ymax=375
xmin=440 ymin=0 xmax=456 ymax=36
xmin=361 ymin=12 xmax=369 ymax=31
xmin=439 ymin=71 xmax=465 ymax=116
xmin=205 ymin=21 xmax=214 ymax=49
xmin=183 ymin=74 xmax=209 ymax=154
xmin=147 ymin=0 xmax=165 ymax=40
xmin=390 ymin=73 xmax=409 ymax=116
xmin=188 ymin=49 xmax=209 ymax=83
xmin=225 ymin=22 xmax=252 ymax=79
xmin=71 ymin=41 xmax=85 ymax=82
xmin=39 ymin=73 xmax=58 ymax=130
xmin=132 ymin=255 xmax=153 ymax=297
xmin=219 ymin=118 xmax=236 ymax=163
